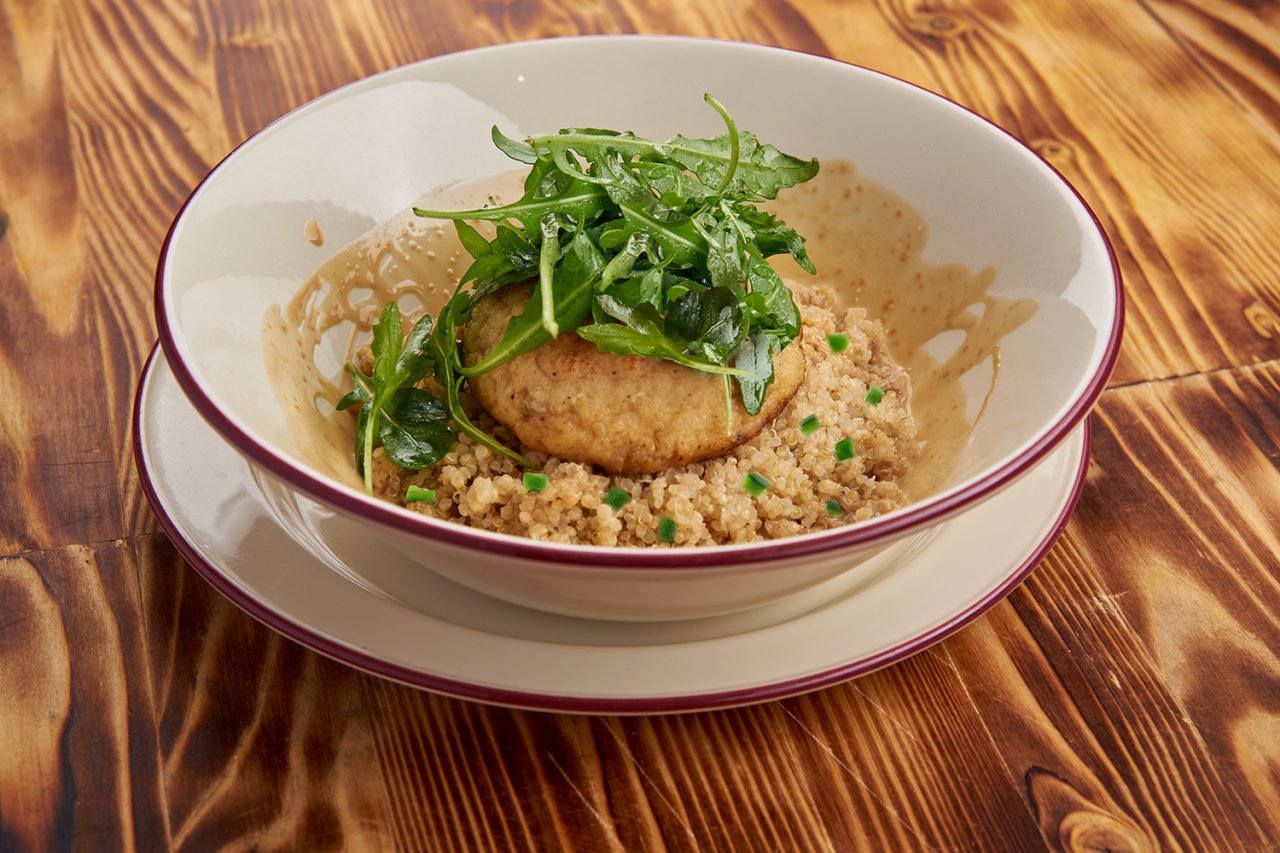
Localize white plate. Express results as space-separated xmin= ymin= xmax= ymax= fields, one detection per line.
xmin=135 ymin=346 xmax=1089 ymax=714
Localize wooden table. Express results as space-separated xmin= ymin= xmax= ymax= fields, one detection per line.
xmin=3 ymin=1 xmax=1279 ymax=849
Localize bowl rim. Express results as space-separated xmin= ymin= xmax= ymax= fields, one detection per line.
xmin=154 ymin=34 xmax=1123 ymax=568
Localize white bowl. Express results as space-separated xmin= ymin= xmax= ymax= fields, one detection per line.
xmin=154 ymin=36 xmax=1121 ymax=621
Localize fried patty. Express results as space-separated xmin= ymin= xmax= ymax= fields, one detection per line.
xmin=462 ymin=283 xmax=805 ymax=474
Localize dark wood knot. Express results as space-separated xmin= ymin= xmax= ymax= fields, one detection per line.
xmin=908 ymin=13 xmax=971 ymax=39
xmin=1025 ymin=767 xmax=1154 ymax=852
xmin=1031 ymin=138 xmax=1073 ymax=163
xmin=1244 ymin=301 xmax=1279 ymax=339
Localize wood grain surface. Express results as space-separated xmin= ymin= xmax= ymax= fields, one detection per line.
xmin=2 ymin=0 xmax=1279 ymax=849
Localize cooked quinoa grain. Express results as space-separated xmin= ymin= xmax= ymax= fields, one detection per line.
xmin=368 ymin=283 xmax=921 ymax=546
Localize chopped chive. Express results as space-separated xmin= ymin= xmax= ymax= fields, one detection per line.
xmin=800 ymin=414 xmax=821 ymax=435
xmin=744 ymin=471 xmax=771 ymax=496
xmin=523 ymin=472 xmax=549 ymax=493
xmin=834 ymin=438 xmax=857 ymax=461
xmin=866 ymin=385 xmax=885 ymax=406
xmin=827 ymin=333 xmax=849 ymax=353
xmin=405 ymin=485 xmax=437 ymax=505
xmin=825 ymin=499 xmax=844 ymax=517
xmin=603 ymin=486 xmax=631 ymax=511
xmin=658 ymin=516 xmax=678 ymax=543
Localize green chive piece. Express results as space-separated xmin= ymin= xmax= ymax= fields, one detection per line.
xmin=658 ymin=516 xmax=678 ymax=543
xmin=866 ymin=385 xmax=885 ymax=406
xmin=523 ymin=472 xmax=549 ymax=493
xmin=835 ymin=438 xmax=856 ymax=461
xmin=405 ymin=485 xmax=437 ymax=505
xmin=744 ymin=471 xmax=771 ymax=496
xmin=825 ymin=499 xmax=844 ymax=516
xmin=603 ymin=486 xmax=631 ymax=511
xmin=800 ymin=414 xmax=821 ymax=435
xmin=827 ymin=333 xmax=849 ymax=353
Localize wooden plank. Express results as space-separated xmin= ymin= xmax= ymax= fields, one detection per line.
xmin=131 ymin=534 xmax=396 ymax=851
xmin=1142 ymin=0 xmax=1280 ymax=136
xmin=0 ymin=0 xmax=230 ymax=549
xmin=947 ymin=360 xmax=1280 ymax=851
xmin=55 ymin=0 xmax=231 ymax=542
xmin=356 ymin=633 xmax=1047 ymax=850
xmin=0 ymin=540 xmax=169 ymax=851
xmin=0 ymin=1 xmax=125 ymax=552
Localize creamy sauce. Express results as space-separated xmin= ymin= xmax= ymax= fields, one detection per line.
xmin=263 ymin=161 xmax=1035 ymax=499
xmin=767 ymin=161 xmax=1037 ymax=495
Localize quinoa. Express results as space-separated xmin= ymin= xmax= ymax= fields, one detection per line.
xmin=369 ymin=284 xmax=920 ymax=546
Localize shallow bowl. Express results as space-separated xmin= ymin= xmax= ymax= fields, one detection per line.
xmin=155 ymin=36 xmax=1121 ymax=621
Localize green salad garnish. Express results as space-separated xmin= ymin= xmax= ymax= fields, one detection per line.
xmin=336 ymin=302 xmax=458 ymax=494
xmin=342 ymin=95 xmax=819 ymax=492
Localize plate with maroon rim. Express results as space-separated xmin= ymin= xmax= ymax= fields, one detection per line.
xmin=135 ymin=345 xmax=1089 ymax=714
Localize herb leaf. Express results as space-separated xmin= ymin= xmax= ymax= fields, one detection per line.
xmin=345 ymin=303 xmax=457 ymax=492
xmin=734 ymin=330 xmax=780 ymax=416
xmin=428 ymin=297 xmax=534 ymax=467
xmin=577 ymin=302 xmax=749 ymax=377
xmin=492 ymin=126 xmax=537 ymax=164
xmin=462 ymin=229 xmax=606 ymax=376
xmin=378 ymin=388 xmax=454 ymax=469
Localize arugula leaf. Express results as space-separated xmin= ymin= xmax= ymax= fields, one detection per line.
xmin=595 ymin=232 xmax=650 ymax=293
xmin=661 ymin=129 xmax=818 ymax=200
xmin=726 ymin=202 xmax=816 ymax=273
xmin=734 ymin=330 xmax=780 ymax=416
xmin=427 ymin=298 xmax=534 ymax=467
xmin=492 ymin=126 xmax=537 ymax=164
xmin=336 ymin=362 xmax=374 ymax=412
xmin=452 ymin=223 xmax=540 ymax=325
xmin=584 ymin=149 xmax=653 ymax=208
xmin=694 ymin=212 xmax=745 ymax=292
xmin=453 ymin=219 xmax=492 ymax=260
xmin=462 ymin=229 xmax=606 ymax=376
xmin=379 ymin=388 xmax=455 ymax=469
xmin=537 ymin=213 xmax=568 ymax=337
xmin=527 ymin=95 xmax=817 ymax=201
xmin=575 ymin=322 xmax=748 ymax=377
xmin=700 ymin=291 xmax=747 ymax=362
xmin=632 ymin=161 xmax=718 ymax=206
xmin=414 ymin=177 xmax=607 ymax=236
xmin=584 ymin=294 xmax=749 ymax=377
xmin=613 ymin=203 xmax=707 ymax=267
xmin=344 ymin=303 xmax=457 ymax=492
xmin=745 ymin=257 xmax=800 ymax=336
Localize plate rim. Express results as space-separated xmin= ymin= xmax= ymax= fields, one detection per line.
xmin=133 ymin=345 xmax=1091 ymax=714
xmin=152 ymin=34 xmax=1122 ymax=569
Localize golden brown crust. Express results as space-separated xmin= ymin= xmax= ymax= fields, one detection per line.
xmin=462 ymin=283 xmax=805 ymax=474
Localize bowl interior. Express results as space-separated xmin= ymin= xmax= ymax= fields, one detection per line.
xmin=159 ymin=37 xmax=1117 ymax=548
